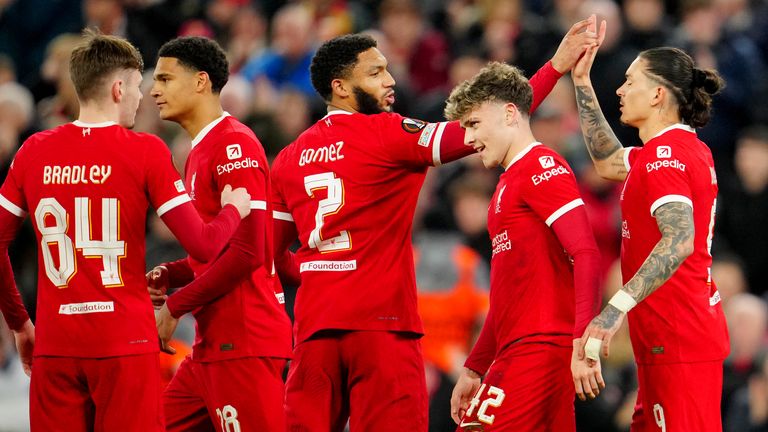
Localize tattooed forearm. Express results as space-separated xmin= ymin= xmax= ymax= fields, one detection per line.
xmin=624 ymin=202 xmax=695 ymax=303
xmin=593 ymin=304 xmax=623 ymax=330
xmin=575 ymin=85 xmax=623 ymax=161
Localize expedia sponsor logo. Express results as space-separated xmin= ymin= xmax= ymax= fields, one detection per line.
xmin=491 ymin=230 xmax=512 ymax=257
xmin=216 ymin=157 xmax=259 ymax=175
xmin=531 ymin=165 xmax=569 ymax=185
xmin=401 ymin=117 xmax=427 ymax=133
xmin=656 ymin=146 xmax=671 ymax=159
xmin=646 ymin=159 xmax=686 ymax=173
xmin=539 ymin=155 xmax=555 ymax=168
xmin=226 ymin=144 xmax=242 ymax=160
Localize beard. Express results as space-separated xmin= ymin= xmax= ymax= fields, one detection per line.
xmin=353 ymin=86 xmax=386 ymax=115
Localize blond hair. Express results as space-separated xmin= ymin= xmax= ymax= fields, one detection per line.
xmin=444 ymin=62 xmax=532 ymax=121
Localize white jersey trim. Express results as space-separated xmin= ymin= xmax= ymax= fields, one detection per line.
xmin=432 ymin=122 xmax=447 ymax=167
xmin=191 ymin=112 xmax=230 ymax=149
xmin=545 ymin=198 xmax=584 ymax=226
xmin=273 ymin=210 xmax=294 ymax=222
xmin=0 ymin=194 xmax=26 ymax=217
xmin=72 ymin=120 xmax=118 ymax=128
xmin=250 ymin=200 xmax=267 ymax=210
xmin=321 ymin=110 xmax=353 ymax=120
xmin=505 ymin=142 xmax=541 ymax=170
xmin=650 ymin=195 xmax=693 ymax=216
xmin=623 ymin=147 xmax=637 ymax=171
xmin=650 ymin=123 xmax=695 ymax=140
xmin=156 ymin=194 xmax=192 ymax=217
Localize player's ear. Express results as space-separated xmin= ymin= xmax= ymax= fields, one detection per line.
xmin=111 ymin=79 xmax=123 ymax=103
xmin=331 ymin=78 xmax=350 ymax=99
xmin=196 ymin=71 xmax=210 ymax=93
xmin=504 ymin=103 xmax=519 ymax=126
xmin=650 ymin=85 xmax=665 ymax=108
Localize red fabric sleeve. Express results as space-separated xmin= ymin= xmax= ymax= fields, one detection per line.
xmin=0 ymin=211 xmax=28 ymax=331
xmin=273 ymin=217 xmax=300 ymax=286
xmin=550 ymin=206 xmax=602 ymax=337
xmin=528 ymin=61 xmax=562 ymax=114
xmin=160 ymin=257 xmax=195 ymax=289
xmin=464 ymin=309 xmax=497 ymax=376
xmin=160 ymin=202 xmax=240 ymax=263
xmin=165 ymin=210 xmax=265 ymax=318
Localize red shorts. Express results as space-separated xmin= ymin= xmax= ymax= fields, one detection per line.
xmin=285 ymin=330 xmax=428 ymax=432
xmin=30 ymin=353 xmax=163 ymax=432
xmin=164 ymin=356 xmax=286 ymax=432
xmin=457 ymin=343 xmax=574 ymax=432
xmin=631 ymin=360 xmax=723 ymax=432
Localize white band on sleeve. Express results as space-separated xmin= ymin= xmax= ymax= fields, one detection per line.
xmin=273 ymin=210 xmax=294 ymax=222
xmin=585 ymin=337 xmax=602 ymax=361
xmin=432 ymin=122 xmax=447 ymax=167
xmin=250 ymin=200 xmax=267 ymax=210
xmin=545 ymin=198 xmax=584 ymax=226
xmin=650 ymin=195 xmax=693 ymax=216
xmin=0 ymin=194 xmax=26 ymax=217
xmin=156 ymin=194 xmax=192 ymax=217
xmin=623 ymin=147 xmax=635 ymax=171
xmin=608 ymin=290 xmax=637 ymax=313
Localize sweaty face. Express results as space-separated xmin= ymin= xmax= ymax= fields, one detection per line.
xmin=616 ymin=57 xmax=660 ymax=128
xmin=151 ymin=57 xmax=198 ymax=123
xmin=346 ymin=48 xmax=396 ymax=113
xmin=461 ymin=102 xmax=512 ymax=169
xmin=117 ymin=69 xmax=143 ymax=129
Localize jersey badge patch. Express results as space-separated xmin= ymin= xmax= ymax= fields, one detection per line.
xmin=401 ymin=118 xmax=427 ymax=133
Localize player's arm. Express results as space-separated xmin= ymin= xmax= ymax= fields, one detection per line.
xmin=159 ymin=185 xmax=250 ymax=263
xmin=273 ymin=212 xmax=300 ymax=287
xmin=451 ymin=309 xmax=496 ymax=424
xmin=582 ymin=202 xmax=694 ymax=359
xmin=551 ymin=207 xmax=604 ymax=400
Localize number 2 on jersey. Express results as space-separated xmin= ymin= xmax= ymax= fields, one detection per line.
xmin=35 ymin=197 xmax=126 ymax=288
xmin=304 ymin=172 xmax=351 ymax=253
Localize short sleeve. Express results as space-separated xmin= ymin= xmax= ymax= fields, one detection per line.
xmin=144 ymin=135 xmax=191 ymax=217
xmin=0 ymin=141 xmax=31 ymax=217
xmin=636 ymin=145 xmax=693 ymax=216
xmin=270 ymin=150 xmax=293 ymax=223
xmin=209 ymin=133 xmax=268 ymax=211
xmin=624 ymin=147 xmax=640 ymax=172
xmin=374 ymin=113 xmax=454 ymax=167
xmin=522 ymin=152 xmax=584 ymax=226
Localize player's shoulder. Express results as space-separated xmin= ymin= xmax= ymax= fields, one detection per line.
xmin=522 ymin=143 xmax=570 ymax=170
xmin=209 ymin=116 xmax=264 ymax=152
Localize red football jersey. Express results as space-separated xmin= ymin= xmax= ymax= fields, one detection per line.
xmin=182 ymin=114 xmax=292 ymax=361
xmin=0 ymin=121 xmax=191 ymax=357
xmin=272 ymin=111 xmax=467 ymax=344
xmin=621 ymin=124 xmax=729 ymax=364
xmin=484 ymin=143 xmax=583 ymax=352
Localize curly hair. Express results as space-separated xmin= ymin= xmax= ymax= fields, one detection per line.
xmin=158 ymin=37 xmax=229 ymax=93
xmin=444 ymin=62 xmax=532 ymax=121
xmin=70 ymin=28 xmax=143 ymax=102
xmin=310 ymin=34 xmax=378 ymax=102
xmin=639 ymin=47 xmax=725 ymax=128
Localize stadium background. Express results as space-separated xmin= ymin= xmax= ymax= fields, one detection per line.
xmin=0 ymin=0 xmax=766 ymax=430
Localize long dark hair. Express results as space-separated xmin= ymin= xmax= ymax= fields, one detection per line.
xmin=639 ymin=47 xmax=725 ymax=128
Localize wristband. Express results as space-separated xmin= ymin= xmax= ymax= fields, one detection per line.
xmin=585 ymin=337 xmax=602 ymax=361
xmin=608 ymin=289 xmax=637 ymax=313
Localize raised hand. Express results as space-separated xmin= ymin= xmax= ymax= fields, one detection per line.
xmin=220 ymin=184 xmax=251 ymax=219
xmin=572 ymin=16 xmax=607 ymax=83
xmin=550 ymin=15 xmax=604 ymax=74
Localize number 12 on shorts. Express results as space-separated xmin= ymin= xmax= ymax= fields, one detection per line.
xmin=466 ymin=383 xmax=506 ymax=425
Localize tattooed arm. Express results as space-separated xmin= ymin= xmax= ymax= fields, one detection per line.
xmin=574 ymin=85 xmax=630 ymax=182
xmin=579 ymin=202 xmax=695 ymax=360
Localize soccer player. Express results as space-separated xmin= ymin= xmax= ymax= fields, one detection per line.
xmin=573 ymin=46 xmax=730 ymax=430
xmin=149 ymin=36 xmax=292 ymax=431
xmin=444 ymin=60 xmax=605 ymax=430
xmin=0 ymin=31 xmax=251 ymax=431
xmin=271 ymin=20 xmax=601 ymax=431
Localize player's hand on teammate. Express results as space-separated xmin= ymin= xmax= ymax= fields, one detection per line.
xmin=13 ymin=319 xmax=35 ymax=376
xmin=571 ymin=15 xmax=607 ymax=83
xmin=450 ymin=367 xmax=483 ymax=425
xmin=551 ymin=14 xmax=607 ymax=74
xmin=146 ymin=265 xmax=169 ymax=310
xmin=220 ymin=184 xmax=251 ymax=219
xmin=579 ymin=304 xmax=626 ymax=364
xmin=154 ymin=303 xmax=179 ymax=355
xmin=572 ymin=338 xmax=605 ymax=401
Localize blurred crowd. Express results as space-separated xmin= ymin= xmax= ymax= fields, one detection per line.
xmin=0 ymin=0 xmax=767 ymax=431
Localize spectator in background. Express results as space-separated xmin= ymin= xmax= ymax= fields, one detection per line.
xmin=0 ymin=82 xmax=34 ymax=171
xmin=622 ymin=0 xmax=670 ymax=51
xmin=726 ymin=353 xmax=768 ymax=432
xmin=36 ymin=33 xmax=80 ymax=130
xmin=224 ymin=5 xmax=267 ymax=72
xmin=712 ymin=254 xmax=749 ymax=305
xmin=723 ymin=293 xmax=768 ymax=423
xmin=715 ymin=126 xmax=768 ymax=296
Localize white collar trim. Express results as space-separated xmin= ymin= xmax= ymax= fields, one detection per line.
xmin=322 ymin=110 xmax=354 ymax=120
xmin=73 ymin=120 xmax=117 ymax=128
xmin=191 ymin=112 xmax=230 ymax=148
xmin=651 ymin=123 xmax=695 ymax=140
xmin=505 ymin=141 xmax=542 ymax=170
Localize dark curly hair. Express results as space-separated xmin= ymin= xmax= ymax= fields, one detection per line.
xmin=310 ymin=34 xmax=378 ymax=102
xmin=639 ymin=47 xmax=725 ymax=128
xmin=158 ymin=36 xmax=229 ymax=93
